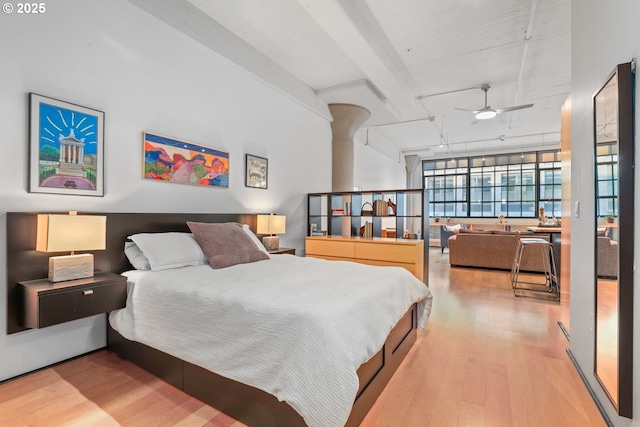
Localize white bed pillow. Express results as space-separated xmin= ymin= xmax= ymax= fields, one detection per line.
xmin=128 ymin=232 xmax=207 ymax=271
xmin=124 ymin=241 xmax=151 ymax=270
xmin=241 ymin=224 xmax=271 ymax=256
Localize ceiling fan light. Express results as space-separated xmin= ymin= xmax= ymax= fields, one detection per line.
xmin=475 ymin=110 xmax=497 ymax=120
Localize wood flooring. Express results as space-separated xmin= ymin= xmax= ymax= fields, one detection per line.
xmin=0 ymin=249 xmax=605 ymax=427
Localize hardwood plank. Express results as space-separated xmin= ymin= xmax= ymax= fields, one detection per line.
xmin=458 ymin=401 xmax=485 ymax=427
xmin=360 ymin=249 xmax=605 ymax=427
xmin=0 ymin=249 xmax=605 ymax=427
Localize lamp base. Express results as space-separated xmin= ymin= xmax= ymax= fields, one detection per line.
xmin=49 ymin=254 xmax=94 ymax=282
xmin=261 ymin=236 xmax=280 ymax=251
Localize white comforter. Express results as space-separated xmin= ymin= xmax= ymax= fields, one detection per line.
xmin=109 ymin=255 xmax=432 ymax=427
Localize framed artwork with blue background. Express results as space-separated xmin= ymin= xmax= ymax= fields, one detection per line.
xmin=29 ymin=93 xmax=105 ymax=196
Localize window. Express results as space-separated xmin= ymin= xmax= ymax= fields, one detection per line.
xmin=423 ymin=150 xmax=560 ymax=219
xmin=467 ymin=163 xmax=536 ymax=217
xmin=424 ymin=159 xmax=467 ymax=218
xmin=596 ymin=143 xmax=618 ymax=217
xmin=538 ymin=162 xmax=561 ymax=218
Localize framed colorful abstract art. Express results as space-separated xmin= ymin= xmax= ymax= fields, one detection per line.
xmin=29 ymin=93 xmax=105 ymax=196
xmin=143 ymin=132 xmax=229 ymax=188
xmin=245 ymin=154 xmax=268 ymax=189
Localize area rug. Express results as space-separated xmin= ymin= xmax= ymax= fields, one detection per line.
xmin=436 ymin=253 xmax=449 ymax=264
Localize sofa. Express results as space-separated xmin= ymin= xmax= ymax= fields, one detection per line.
xmin=440 ymin=224 xmax=466 ymax=253
xmin=597 ymin=236 xmax=618 ymax=278
xmin=448 ymin=230 xmax=548 ymax=272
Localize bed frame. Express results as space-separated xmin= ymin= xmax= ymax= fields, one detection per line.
xmin=6 ymin=212 xmax=419 ymax=427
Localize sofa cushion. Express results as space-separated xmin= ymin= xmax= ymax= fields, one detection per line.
xmin=457 ymin=228 xmax=494 ymax=235
xmin=597 ymin=236 xmax=618 ymax=278
xmin=491 ymin=230 xmax=518 ymax=235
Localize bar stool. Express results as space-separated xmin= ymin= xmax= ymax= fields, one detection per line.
xmin=510 ymin=231 xmax=559 ymax=300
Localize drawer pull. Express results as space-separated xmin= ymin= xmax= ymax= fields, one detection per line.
xmin=83 ymin=290 xmax=94 ymax=296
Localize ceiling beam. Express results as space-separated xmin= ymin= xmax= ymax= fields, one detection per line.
xmin=296 ymin=0 xmax=416 ymax=111
xmin=126 ymin=0 xmax=332 ymax=121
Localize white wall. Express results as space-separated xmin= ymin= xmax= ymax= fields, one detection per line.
xmin=353 ymin=126 xmax=406 ymax=190
xmin=0 ymin=0 xmax=335 ymax=381
xmin=354 ymin=141 xmax=406 ymax=190
xmin=572 ymin=1 xmax=640 ymax=425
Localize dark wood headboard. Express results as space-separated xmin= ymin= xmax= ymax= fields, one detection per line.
xmin=6 ymin=212 xmax=257 ymax=334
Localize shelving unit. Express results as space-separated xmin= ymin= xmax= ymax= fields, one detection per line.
xmin=307 ymin=189 xmax=429 ymax=284
xmin=308 ymin=189 xmax=427 ymax=240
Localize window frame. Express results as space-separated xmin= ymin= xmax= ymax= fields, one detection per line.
xmin=423 ymin=150 xmax=561 ymax=219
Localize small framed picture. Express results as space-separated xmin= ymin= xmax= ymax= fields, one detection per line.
xmin=245 ymin=154 xmax=268 ymax=189
xmin=29 ymin=93 xmax=105 ymax=196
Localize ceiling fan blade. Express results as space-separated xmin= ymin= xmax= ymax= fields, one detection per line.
xmin=453 ymin=85 xmax=531 ymax=121
xmin=470 ymin=118 xmax=479 ymax=126
xmin=495 ymin=103 xmax=534 ymax=114
xmin=454 ymin=107 xmax=481 ymax=113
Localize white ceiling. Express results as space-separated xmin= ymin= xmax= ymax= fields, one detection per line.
xmin=134 ymin=0 xmax=570 ymax=160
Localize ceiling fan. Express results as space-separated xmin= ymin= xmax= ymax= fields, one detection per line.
xmin=455 ymin=84 xmax=534 ymax=124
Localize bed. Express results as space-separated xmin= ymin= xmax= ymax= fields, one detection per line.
xmin=6 ymin=212 xmax=432 ymax=427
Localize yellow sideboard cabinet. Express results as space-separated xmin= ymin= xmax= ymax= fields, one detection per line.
xmin=305 ymin=236 xmax=427 ymax=284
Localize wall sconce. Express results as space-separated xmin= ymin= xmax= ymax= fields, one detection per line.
xmin=36 ymin=211 xmax=106 ymax=282
xmin=256 ymin=214 xmax=286 ymax=251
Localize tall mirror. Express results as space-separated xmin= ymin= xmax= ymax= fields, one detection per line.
xmin=593 ymin=61 xmax=634 ymax=418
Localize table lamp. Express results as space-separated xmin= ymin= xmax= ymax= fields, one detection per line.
xmin=256 ymin=214 xmax=286 ymax=251
xmin=36 ymin=211 xmax=107 ymax=282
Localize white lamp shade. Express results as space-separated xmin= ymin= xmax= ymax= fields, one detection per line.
xmin=36 ymin=214 xmax=106 ymax=253
xmin=256 ymin=214 xmax=286 ymax=235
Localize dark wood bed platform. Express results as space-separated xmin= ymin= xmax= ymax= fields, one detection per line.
xmin=7 ymin=212 xmax=419 ymax=427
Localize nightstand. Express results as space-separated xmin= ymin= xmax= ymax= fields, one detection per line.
xmin=268 ymin=247 xmax=296 ymax=255
xmin=19 ymin=272 xmax=127 ymax=329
